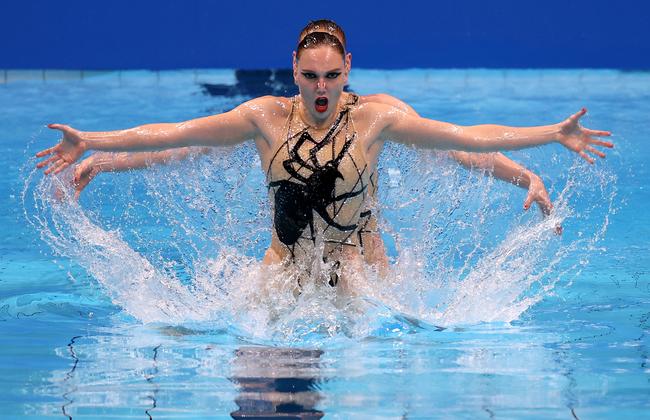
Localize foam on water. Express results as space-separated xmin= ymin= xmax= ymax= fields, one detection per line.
xmin=22 ymin=140 xmax=618 ymax=342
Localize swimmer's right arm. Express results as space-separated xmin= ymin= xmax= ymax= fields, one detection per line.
xmin=36 ymin=98 xmax=267 ymax=175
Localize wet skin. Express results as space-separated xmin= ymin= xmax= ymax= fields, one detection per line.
xmin=37 ymin=45 xmax=613 ymax=293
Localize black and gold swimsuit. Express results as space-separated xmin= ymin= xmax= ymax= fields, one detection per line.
xmin=266 ymin=93 xmax=376 ymax=267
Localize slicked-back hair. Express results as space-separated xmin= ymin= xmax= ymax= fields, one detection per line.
xmin=295 ymin=32 xmax=346 ymax=60
xmin=298 ymin=19 xmax=347 ymax=48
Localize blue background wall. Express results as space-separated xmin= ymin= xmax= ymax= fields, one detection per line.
xmin=2 ymin=0 xmax=649 ymax=69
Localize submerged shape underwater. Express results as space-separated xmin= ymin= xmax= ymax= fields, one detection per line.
xmin=2 ymin=69 xmax=649 ymax=418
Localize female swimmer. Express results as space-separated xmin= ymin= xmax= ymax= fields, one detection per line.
xmin=36 ymin=26 xmax=612 ymax=292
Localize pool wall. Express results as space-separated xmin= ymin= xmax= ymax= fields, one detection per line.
xmin=3 ymin=0 xmax=649 ymax=70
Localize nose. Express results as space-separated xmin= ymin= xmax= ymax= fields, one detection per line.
xmin=317 ymin=78 xmax=327 ymax=91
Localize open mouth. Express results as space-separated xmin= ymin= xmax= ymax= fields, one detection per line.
xmin=315 ymin=97 xmax=328 ymax=113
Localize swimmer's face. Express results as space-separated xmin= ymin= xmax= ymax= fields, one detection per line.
xmin=293 ymin=45 xmax=349 ymax=121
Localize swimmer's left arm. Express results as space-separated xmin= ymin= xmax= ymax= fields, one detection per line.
xmin=384 ymin=108 xmax=613 ymax=163
xmin=364 ymin=95 xmax=556 ymax=216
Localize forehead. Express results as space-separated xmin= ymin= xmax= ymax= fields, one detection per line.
xmin=296 ymin=46 xmax=345 ymax=69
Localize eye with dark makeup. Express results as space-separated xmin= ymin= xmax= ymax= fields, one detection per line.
xmin=301 ymin=72 xmax=341 ymax=80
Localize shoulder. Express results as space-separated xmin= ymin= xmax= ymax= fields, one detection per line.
xmin=351 ymin=101 xmax=412 ymax=147
xmin=360 ymin=93 xmax=416 ymax=115
xmin=234 ymin=95 xmax=293 ymax=122
xmin=353 ymin=100 xmax=408 ymax=123
xmin=360 ymin=93 xmax=396 ymax=105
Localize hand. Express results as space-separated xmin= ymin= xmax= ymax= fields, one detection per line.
xmin=36 ymin=124 xmax=87 ymax=174
xmin=73 ymin=154 xmax=101 ymax=199
xmin=523 ymin=173 xmax=562 ymax=235
xmin=523 ymin=173 xmax=552 ymax=215
xmin=557 ymin=108 xmax=613 ymax=164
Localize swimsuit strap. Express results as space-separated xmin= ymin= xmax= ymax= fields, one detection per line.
xmin=345 ymin=93 xmax=359 ymax=142
xmin=285 ymin=95 xmax=301 ymax=140
xmin=345 ymin=92 xmax=360 ymax=108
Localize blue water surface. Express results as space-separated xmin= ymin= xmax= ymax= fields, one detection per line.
xmin=1 ymin=69 xmax=649 ymax=419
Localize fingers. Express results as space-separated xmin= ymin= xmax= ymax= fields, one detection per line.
xmin=74 ymin=177 xmax=91 ymax=200
xmin=586 ymin=145 xmax=606 ymax=159
xmin=35 ymin=146 xmax=56 ymax=158
xmin=44 ymin=158 xmax=71 ymax=175
xmin=523 ymin=193 xmax=534 ymax=211
xmin=569 ymin=108 xmax=587 ymax=123
xmin=73 ymin=168 xmax=91 ymax=186
xmin=72 ymin=164 xmax=97 ymax=199
xmin=73 ymin=165 xmax=83 ymax=184
xmin=44 ymin=159 xmax=64 ymax=175
xmin=53 ymin=161 xmax=70 ymax=175
xmin=47 ymin=123 xmax=70 ymax=132
xmin=538 ymin=198 xmax=553 ymax=217
xmin=579 ymin=150 xmax=595 ymax=164
xmin=585 ymin=128 xmax=611 ymax=137
xmin=526 ymin=192 xmax=553 ymax=216
xmin=585 ymin=128 xmax=614 ymax=149
xmin=589 ymin=138 xmax=614 ymax=148
xmin=36 ymin=154 xmax=58 ymax=169
xmin=580 ymin=141 xmax=610 ymax=163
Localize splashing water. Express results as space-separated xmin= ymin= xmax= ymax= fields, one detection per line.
xmin=22 ymin=140 xmax=618 ymax=342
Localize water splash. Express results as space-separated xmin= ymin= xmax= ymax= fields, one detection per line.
xmin=22 ymin=141 xmax=618 ymax=341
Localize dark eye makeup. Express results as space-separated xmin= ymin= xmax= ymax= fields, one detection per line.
xmin=301 ymin=72 xmax=341 ymax=80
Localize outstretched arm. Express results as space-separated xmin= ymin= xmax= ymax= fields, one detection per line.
xmin=383 ymin=107 xmax=613 ymax=162
xmin=36 ymin=97 xmax=266 ymax=175
xmin=451 ymin=151 xmax=553 ymax=214
xmin=368 ymin=94 xmax=556 ymax=214
xmin=72 ymin=147 xmax=210 ymax=198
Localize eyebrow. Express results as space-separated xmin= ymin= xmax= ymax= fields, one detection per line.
xmin=301 ymin=68 xmax=343 ymax=73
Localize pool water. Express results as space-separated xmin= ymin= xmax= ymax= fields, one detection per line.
xmin=1 ymin=69 xmax=649 ymax=419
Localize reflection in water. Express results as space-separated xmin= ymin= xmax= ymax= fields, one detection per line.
xmin=144 ymin=344 xmax=161 ymax=420
xmin=230 ymin=347 xmax=325 ymax=419
xmin=61 ymin=335 xmax=82 ymax=420
xmin=45 ymin=327 xmax=329 ymax=418
xmin=39 ymin=324 xmax=591 ymax=418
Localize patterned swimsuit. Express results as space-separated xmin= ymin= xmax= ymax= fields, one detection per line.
xmin=266 ymin=94 xmax=376 ymax=277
